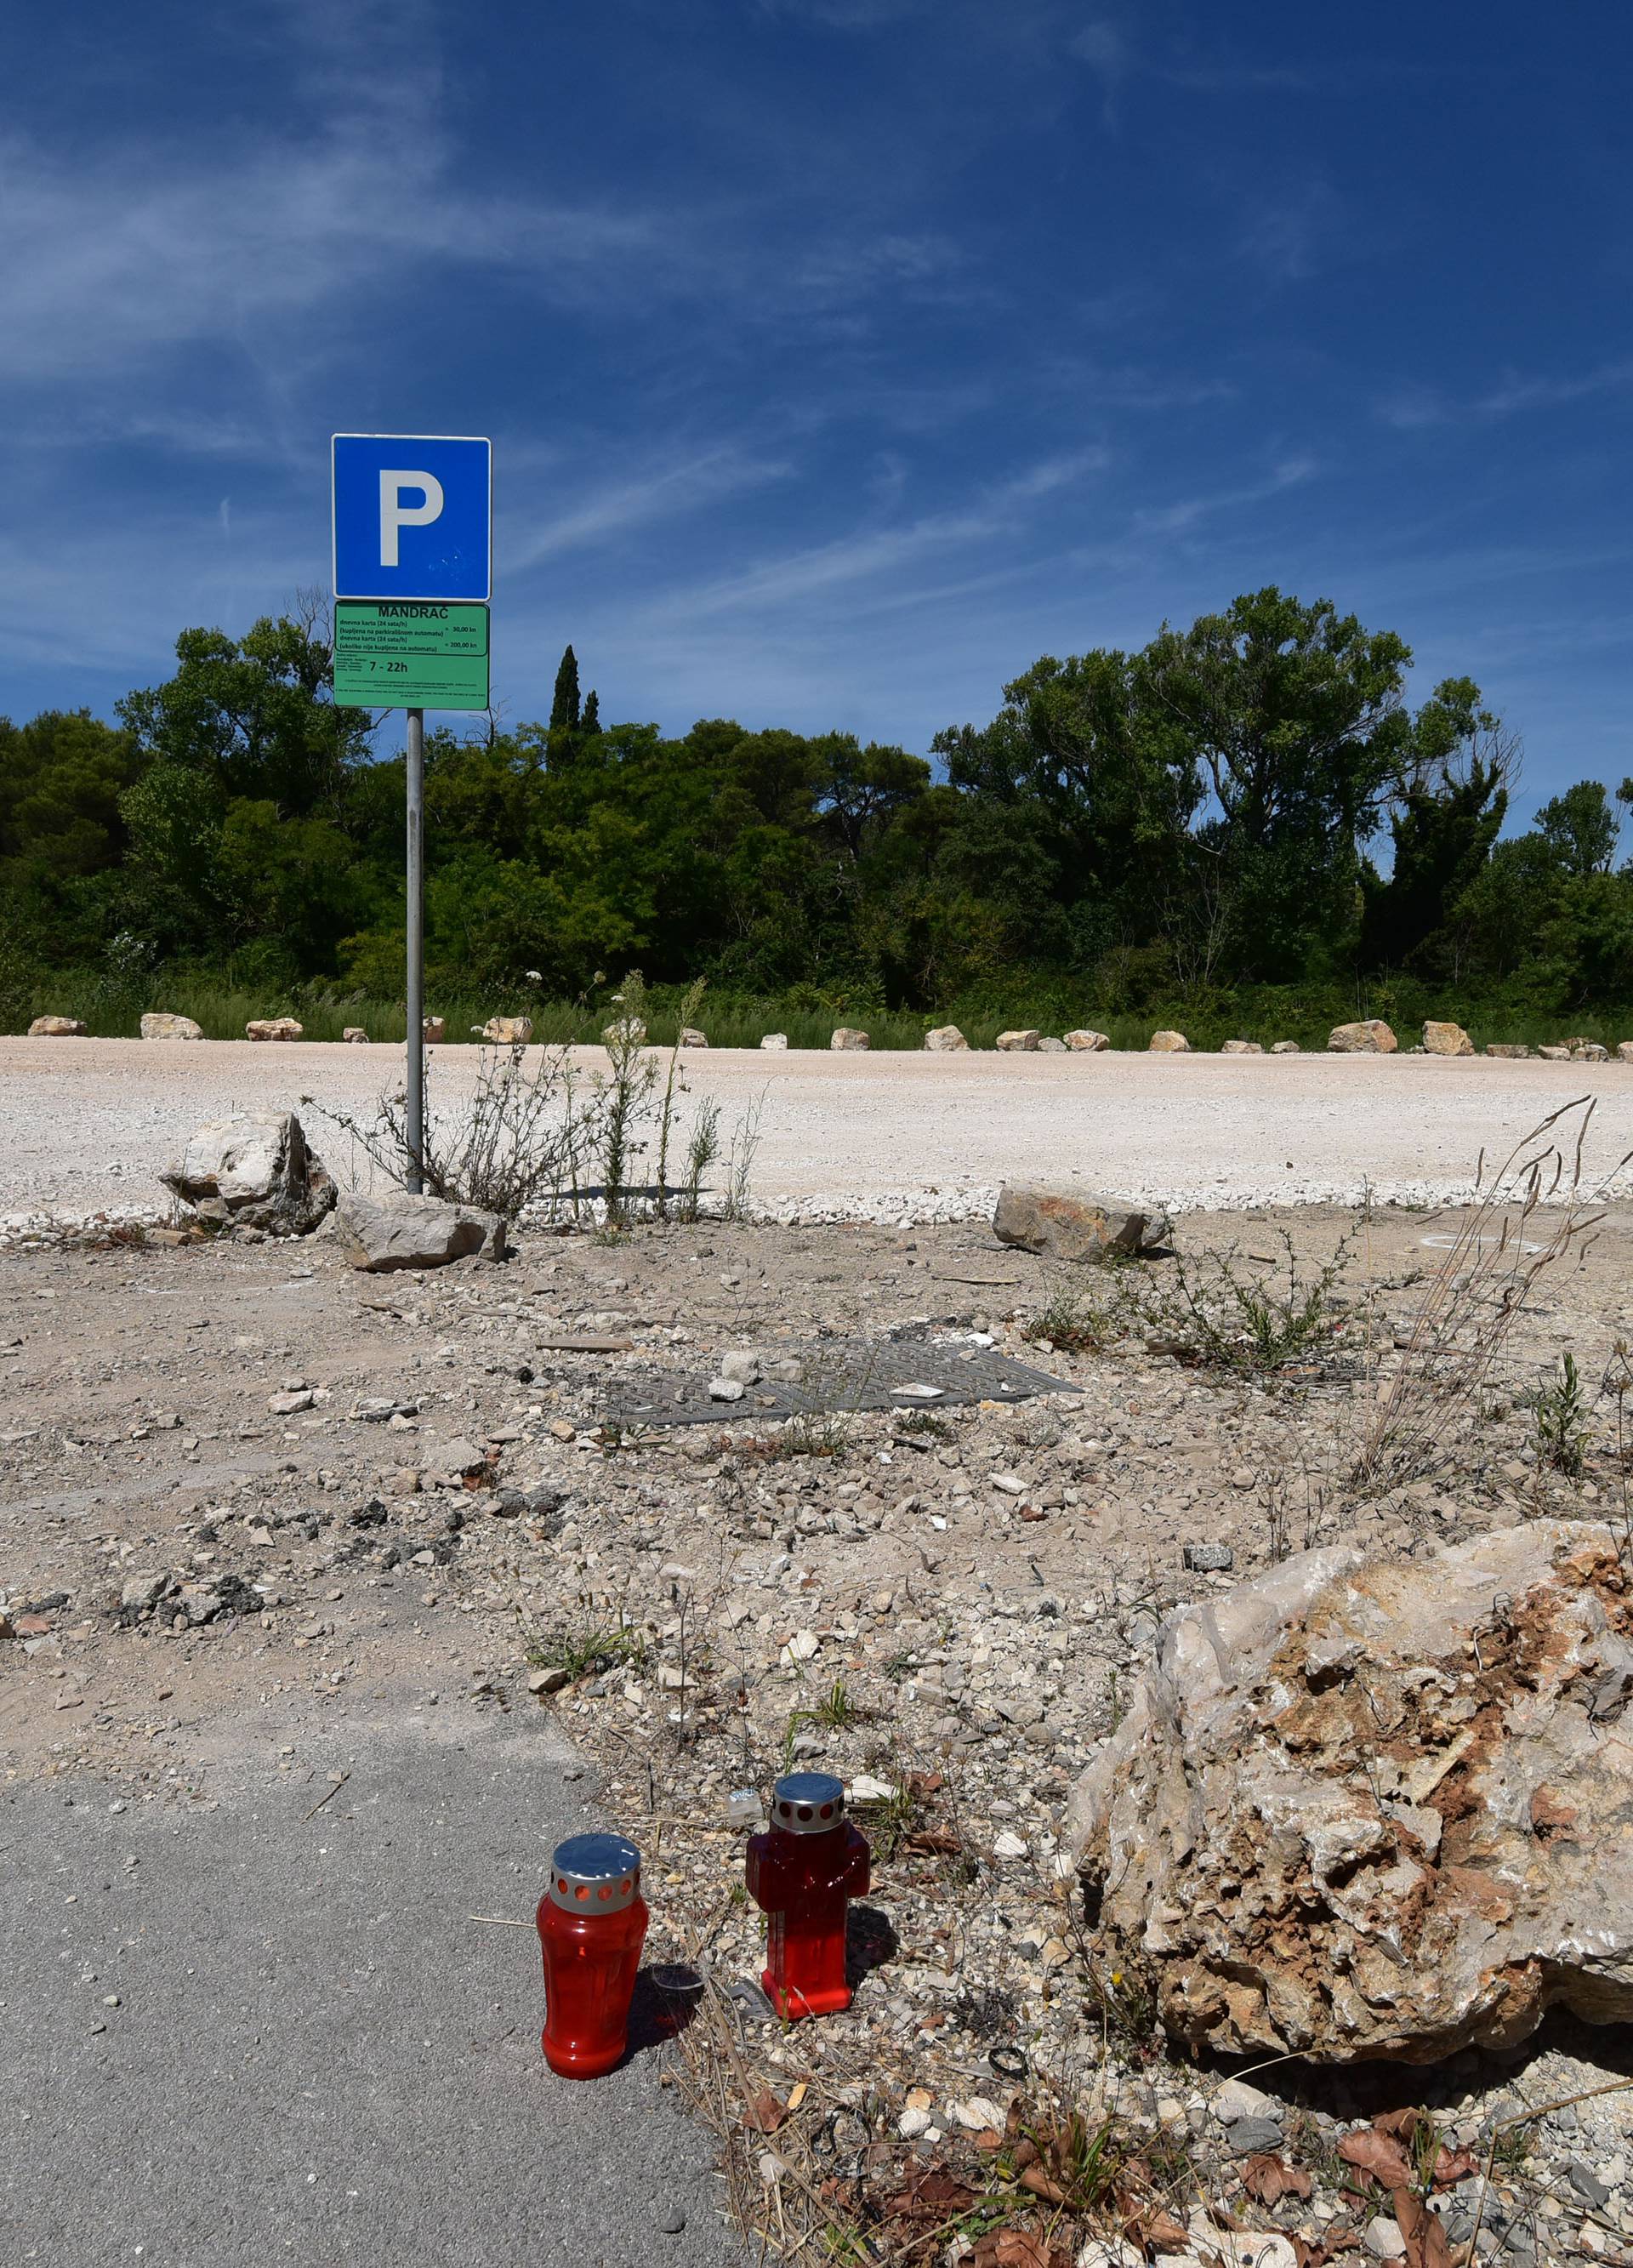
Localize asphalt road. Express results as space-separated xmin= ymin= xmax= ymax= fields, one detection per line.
xmin=0 ymin=1695 xmax=739 ymax=2268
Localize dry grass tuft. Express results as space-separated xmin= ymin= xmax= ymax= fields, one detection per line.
xmin=1351 ymin=1097 xmax=1628 ymax=1491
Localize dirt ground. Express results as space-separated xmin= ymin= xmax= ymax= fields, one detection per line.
xmin=7 ymin=1193 xmax=1633 ymax=2264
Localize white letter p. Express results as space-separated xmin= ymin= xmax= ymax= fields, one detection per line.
xmin=378 ymin=470 xmax=445 ymax=567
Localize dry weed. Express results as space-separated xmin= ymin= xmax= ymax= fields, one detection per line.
xmin=1351 ymin=1097 xmax=1628 ymax=1491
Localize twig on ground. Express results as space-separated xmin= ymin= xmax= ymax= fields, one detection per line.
xmin=300 ymin=1770 xmax=350 ymax=1822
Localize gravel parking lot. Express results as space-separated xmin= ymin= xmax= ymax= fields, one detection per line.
xmin=3 ymin=1038 xmax=1631 ymax=1228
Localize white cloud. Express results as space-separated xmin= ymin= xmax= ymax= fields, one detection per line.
xmin=1375 ymin=385 xmax=1448 ymax=432
xmin=1376 ymin=359 xmax=1633 ymax=430
xmin=1129 ymin=456 xmax=1317 ymax=537
xmin=1069 ymin=20 xmax=1129 ymax=78
xmin=1477 ymin=361 xmax=1633 ymax=416
xmin=0 ymin=126 xmax=672 ymax=385
xmin=794 ymin=232 xmax=968 ymax=301
xmin=1234 ymin=185 xmax=1340 ymax=282
xmin=504 ymin=445 xmax=794 ymax=572
xmin=651 ymin=446 xmax=1110 ymax=620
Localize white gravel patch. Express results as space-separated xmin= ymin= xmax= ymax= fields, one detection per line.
xmin=2 ymin=1037 xmax=1630 ymax=1242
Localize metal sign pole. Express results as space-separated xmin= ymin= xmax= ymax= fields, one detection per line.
xmin=405 ymin=706 xmax=425 ymax=1194
xmin=332 ymin=435 xmax=489 ymax=1204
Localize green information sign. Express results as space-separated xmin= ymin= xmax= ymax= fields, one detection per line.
xmin=333 ymin=601 xmax=489 ymax=709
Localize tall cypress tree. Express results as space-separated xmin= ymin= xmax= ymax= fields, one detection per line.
xmin=549 ymin=645 xmax=581 ymax=734
xmin=582 ymin=688 xmax=600 ymax=733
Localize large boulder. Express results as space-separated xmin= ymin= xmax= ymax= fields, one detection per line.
xmin=343 ymin=1026 xmax=369 ymax=1044
xmin=1148 ymin=1029 xmax=1190 ymax=1052
xmin=1271 ymin=1040 xmax=1301 ymax=1055
xmin=1063 ymin=1029 xmax=1110 ymax=1051
xmin=993 ymin=1184 xmax=1170 ymax=1264
xmin=1564 ymin=1035 xmax=1609 ymax=1063
xmin=830 ymin=1028 xmax=870 ymax=1051
xmin=1327 ymin=1018 xmax=1397 ymax=1053
xmin=423 ymin=1017 xmax=447 ymax=1044
xmin=140 ymin=1012 xmax=204 ymax=1041
xmin=27 ymin=1015 xmax=86 ymax=1037
xmin=995 ymin=1029 xmax=1041 ymax=1051
xmin=1068 ymin=1522 xmax=1633 ymax=2065
xmin=1486 ymin=1042 xmax=1532 ymax=1059
xmin=478 ymin=1015 xmax=533 ymax=1044
xmin=1619 ymin=1040 xmax=1633 ymax=1064
xmin=161 ymin=1112 xmax=336 ymax=1236
xmin=1220 ymin=1039 xmax=1263 ymax=1055
xmin=924 ymin=1025 xmax=969 ymax=1051
xmin=337 ymin=1190 xmax=509 ymax=1273
xmin=1423 ymin=1019 xmax=1474 ymax=1057
xmin=245 ymin=1017 xmax=303 ymax=1042
xmin=760 ymin=1033 xmax=788 ymax=1051
xmin=680 ymin=1028 xmax=708 ymax=1048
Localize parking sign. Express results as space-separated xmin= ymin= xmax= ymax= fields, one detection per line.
xmin=332 ymin=433 xmax=492 ymax=602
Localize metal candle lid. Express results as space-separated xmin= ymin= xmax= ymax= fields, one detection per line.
xmin=547 ymin=1832 xmax=642 ymax=1912
xmin=771 ymin=1772 xmax=846 ymax=1835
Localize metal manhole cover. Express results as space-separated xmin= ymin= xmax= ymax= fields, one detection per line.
xmin=600 ymin=1334 xmax=1077 ymax=1427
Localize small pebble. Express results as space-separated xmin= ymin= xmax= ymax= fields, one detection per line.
xmin=1183 ymin=1541 xmax=1234 ymax=1572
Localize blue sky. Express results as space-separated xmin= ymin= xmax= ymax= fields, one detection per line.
xmin=2 ymin=0 xmax=1629 ymax=822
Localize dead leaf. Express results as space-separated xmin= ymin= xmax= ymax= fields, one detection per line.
xmin=1337 ymin=2128 xmax=1414 ymax=2190
xmin=1431 ymin=2145 xmax=1474 ymax=2189
xmin=902 ymin=1828 xmax=964 ymax=1856
xmin=1018 ymin=2164 xmax=1067 ymax=2206
xmin=1392 ymin=2187 xmax=1455 ymax=2268
xmin=1372 ymin=2107 xmax=1423 ymax=2141
xmin=741 ymin=2088 xmax=788 ymax=2134
xmin=1290 ymin=2238 xmax=1363 ymax=2266
xmin=994 ymin=2232 xmax=1052 ymax=2268
xmin=1243 ymin=2152 xmax=1314 ymax=2204
xmin=1123 ymin=2204 xmax=1191 ymax=2252
xmin=786 ymin=2081 xmax=808 ymax=2111
xmin=880 ymin=2169 xmax=978 ymax=2223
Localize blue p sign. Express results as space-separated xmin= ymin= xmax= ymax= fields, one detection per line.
xmin=332 ymin=434 xmax=492 ymax=602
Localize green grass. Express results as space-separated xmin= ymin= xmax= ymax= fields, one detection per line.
xmin=1022 ymin=1276 xmax=1123 ymax=1354
xmin=526 ymin=1617 xmax=646 ymax=1683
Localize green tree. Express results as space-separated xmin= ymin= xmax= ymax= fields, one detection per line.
xmin=0 ymin=709 xmax=139 ymax=881
xmin=115 ymin=760 xmax=230 ymax=956
xmin=117 ymin=613 xmax=372 ymax=817
xmin=932 ymin=645 xmax=1198 ymax=975
xmin=549 ymin=645 xmax=581 ymax=735
xmin=1537 ymin=780 xmax=1620 ymax=877
xmin=1359 ymin=680 xmax=1512 ymax=970
xmin=1136 ymin=588 xmax=1414 ymax=977
xmin=808 ymin=733 xmax=930 ymax=859
xmin=215 ymin=801 xmax=367 ymax=976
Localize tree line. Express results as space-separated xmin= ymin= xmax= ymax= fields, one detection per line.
xmin=3 ymin=586 xmax=1630 ymax=1028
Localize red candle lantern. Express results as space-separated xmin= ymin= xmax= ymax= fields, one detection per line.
xmin=746 ymin=1772 xmax=870 ymax=2020
xmin=536 ymin=1832 xmax=648 ymax=2078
